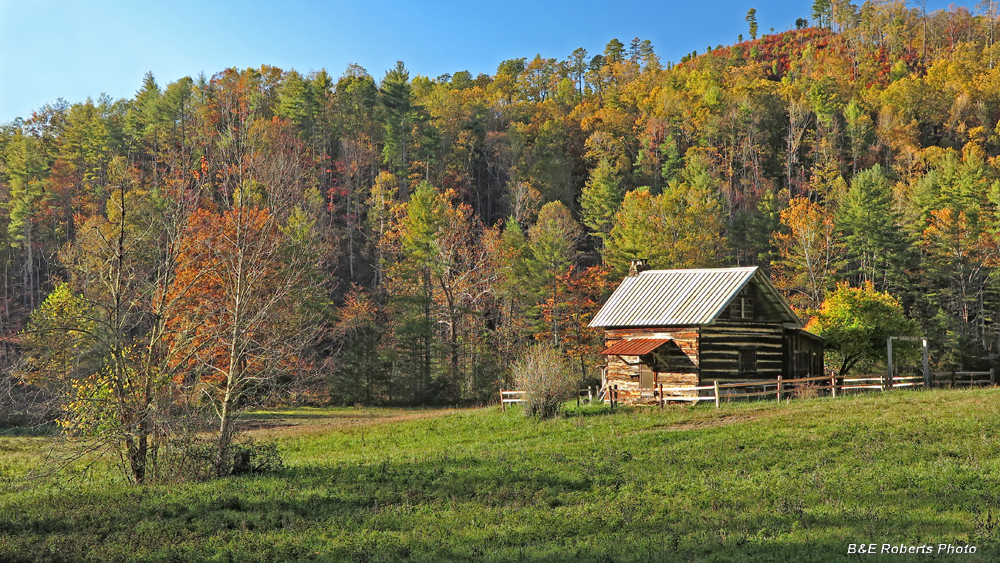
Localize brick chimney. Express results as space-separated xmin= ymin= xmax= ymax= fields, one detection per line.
xmin=628 ymin=259 xmax=649 ymax=276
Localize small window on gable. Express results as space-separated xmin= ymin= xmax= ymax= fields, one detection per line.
xmin=729 ymin=297 xmax=753 ymax=319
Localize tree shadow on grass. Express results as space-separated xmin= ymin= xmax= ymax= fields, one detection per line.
xmin=561 ymin=403 xmax=617 ymax=418
xmin=0 ymin=423 xmax=57 ymax=438
xmin=3 ymin=451 xmax=1000 ymax=562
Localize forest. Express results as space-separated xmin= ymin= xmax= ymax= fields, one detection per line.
xmin=2 ymin=0 xmax=1000 ymax=477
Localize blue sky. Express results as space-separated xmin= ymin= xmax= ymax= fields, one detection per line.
xmin=0 ymin=0 xmax=980 ymax=124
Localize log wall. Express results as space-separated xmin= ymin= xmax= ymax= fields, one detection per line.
xmin=597 ymin=277 xmax=825 ymax=405
xmin=699 ymin=322 xmax=786 ymax=381
xmin=784 ymin=329 xmax=825 ymax=377
xmin=603 ymin=328 xmax=700 ymax=403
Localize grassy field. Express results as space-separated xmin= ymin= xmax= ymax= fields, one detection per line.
xmin=2 ymin=389 xmax=1000 ymax=562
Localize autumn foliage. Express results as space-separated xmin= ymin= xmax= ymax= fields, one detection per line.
xmin=9 ymin=3 xmax=1000 ymax=480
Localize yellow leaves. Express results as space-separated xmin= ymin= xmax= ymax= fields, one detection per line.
xmin=56 ymin=365 xmax=126 ymax=436
xmin=771 ymin=197 xmax=843 ymax=313
xmin=780 ymin=197 xmax=826 ymax=235
xmin=925 ymin=42 xmax=987 ymax=98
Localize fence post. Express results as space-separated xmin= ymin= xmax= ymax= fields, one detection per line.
xmin=777 ymin=375 xmax=783 ymax=401
xmin=612 ymin=385 xmax=618 ymax=411
xmin=831 ymin=375 xmax=837 ymax=398
xmin=992 ymin=368 xmax=996 ymax=386
xmin=500 ymin=390 xmax=505 ymax=412
xmin=658 ymin=383 xmax=664 ymax=409
xmin=887 ymin=337 xmax=893 ymax=390
xmin=922 ymin=338 xmax=930 ymax=389
xmin=714 ymin=380 xmax=720 ymax=409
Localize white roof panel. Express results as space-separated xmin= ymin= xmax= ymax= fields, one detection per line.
xmin=589 ymin=267 xmax=800 ymax=327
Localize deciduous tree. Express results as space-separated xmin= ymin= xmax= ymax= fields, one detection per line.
xmin=168 ymin=204 xmax=320 ymax=476
xmin=806 ymin=282 xmax=918 ymax=375
xmin=771 ymin=197 xmax=844 ymax=313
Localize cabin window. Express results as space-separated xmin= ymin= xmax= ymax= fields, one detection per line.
xmin=738 ymin=348 xmax=757 ymax=374
xmin=728 ymin=297 xmax=754 ymax=319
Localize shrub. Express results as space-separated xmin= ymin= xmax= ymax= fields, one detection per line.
xmin=154 ymin=435 xmax=284 ymax=482
xmin=792 ymin=382 xmax=819 ymax=399
xmin=513 ymin=345 xmax=578 ymax=418
xmin=230 ymin=439 xmax=284 ymax=475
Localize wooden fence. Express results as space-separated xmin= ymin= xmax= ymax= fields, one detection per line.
xmin=498 ymin=390 xmax=525 ymax=411
xmin=608 ymin=373 xmax=931 ymax=409
xmin=931 ymin=370 xmax=995 ymax=387
xmin=502 ymin=370 xmax=995 ymax=411
xmin=503 ymin=387 xmax=612 ymax=410
xmin=577 ymin=387 xmax=597 ymax=406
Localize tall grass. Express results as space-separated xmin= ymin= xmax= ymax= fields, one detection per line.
xmin=1 ymin=389 xmax=998 ymax=561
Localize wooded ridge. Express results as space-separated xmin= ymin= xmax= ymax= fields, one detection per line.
xmin=2 ymin=1 xmax=999 ymax=420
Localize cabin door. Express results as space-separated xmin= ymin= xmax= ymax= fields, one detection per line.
xmin=639 ymin=364 xmax=655 ymax=389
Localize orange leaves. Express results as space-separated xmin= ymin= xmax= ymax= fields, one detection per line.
xmin=920 ymin=207 xmax=1000 ymax=274
xmin=333 ymin=285 xmax=377 ymax=339
xmin=921 ymin=208 xmax=969 ymax=257
xmin=921 ymin=208 xmax=986 ymax=261
xmin=534 ymin=265 xmax=610 ymax=360
xmin=778 ymin=197 xmax=836 ymax=241
xmin=165 ymin=206 xmax=289 ymax=385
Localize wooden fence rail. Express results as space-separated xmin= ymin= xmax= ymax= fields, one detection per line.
xmin=502 ymin=370 xmax=993 ymax=411
xmin=643 ymin=373 xmax=935 ymax=409
xmin=931 ymin=370 xmax=995 ymax=387
xmin=499 ymin=390 xmax=525 ymax=411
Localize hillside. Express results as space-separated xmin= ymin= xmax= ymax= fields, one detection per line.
xmin=5 ymin=2 xmax=1000 ymax=487
xmin=1 ymin=389 xmax=999 ymax=561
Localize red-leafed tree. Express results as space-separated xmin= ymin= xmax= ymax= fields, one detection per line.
xmin=535 ymin=265 xmax=610 ymax=381
xmin=167 ymin=204 xmax=320 ymax=475
xmin=166 ymin=73 xmax=323 ymax=475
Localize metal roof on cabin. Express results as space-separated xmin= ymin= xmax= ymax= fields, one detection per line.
xmin=599 ymin=338 xmax=672 ymax=356
xmin=588 ymin=267 xmax=801 ymax=328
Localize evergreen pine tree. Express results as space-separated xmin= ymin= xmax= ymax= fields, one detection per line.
xmin=579 ymin=158 xmax=623 ymax=246
xmin=837 ymin=165 xmax=911 ymax=293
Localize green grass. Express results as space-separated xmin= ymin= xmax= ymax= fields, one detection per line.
xmin=2 ymin=389 xmax=1000 ymax=561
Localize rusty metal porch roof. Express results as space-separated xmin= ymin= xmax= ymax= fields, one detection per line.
xmin=589 ymin=267 xmax=800 ymax=328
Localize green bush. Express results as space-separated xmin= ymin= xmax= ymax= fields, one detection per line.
xmin=230 ymin=439 xmax=284 ymax=475
xmin=154 ymin=435 xmax=284 ymax=482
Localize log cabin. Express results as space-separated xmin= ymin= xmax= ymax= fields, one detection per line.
xmin=589 ymin=262 xmax=823 ymax=404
